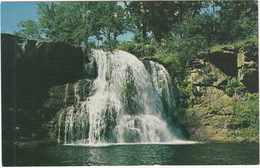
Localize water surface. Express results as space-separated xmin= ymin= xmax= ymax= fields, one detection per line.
xmin=4 ymin=142 xmax=259 ymax=166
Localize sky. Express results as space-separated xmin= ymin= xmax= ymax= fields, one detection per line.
xmin=1 ymin=2 xmax=133 ymax=41
xmin=1 ymin=2 xmax=38 ymax=34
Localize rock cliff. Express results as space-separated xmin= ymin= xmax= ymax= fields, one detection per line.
xmin=2 ymin=34 xmax=85 ymax=145
xmin=180 ymin=41 xmax=259 ymax=142
xmin=2 ymin=34 xmax=258 ymax=145
xmin=206 ymin=42 xmax=258 ymax=93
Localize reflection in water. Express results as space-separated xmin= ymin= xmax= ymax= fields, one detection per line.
xmin=5 ymin=143 xmax=259 ymax=166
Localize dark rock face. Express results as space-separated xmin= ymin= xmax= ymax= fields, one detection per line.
xmin=2 ymin=34 xmax=84 ymax=107
xmin=205 ymin=43 xmax=258 ymax=93
xmin=237 ymin=43 xmax=258 ymax=93
xmin=1 ymin=34 xmax=86 ymax=145
xmin=208 ymin=52 xmax=238 ymax=77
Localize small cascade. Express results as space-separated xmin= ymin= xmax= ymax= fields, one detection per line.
xmin=73 ymin=81 xmax=81 ymax=103
xmin=64 ymin=84 xmax=69 ymax=106
xmin=57 ymin=50 xmax=180 ymax=145
xmin=145 ymin=60 xmax=175 ymax=118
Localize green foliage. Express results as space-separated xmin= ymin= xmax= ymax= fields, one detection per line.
xmin=228 ymin=93 xmax=259 ymax=137
xmin=152 ymin=35 xmax=207 ymax=108
xmin=13 ymin=1 xmax=257 ymax=51
xmin=187 ymin=84 xmax=202 ymax=97
xmin=207 ymin=104 xmax=223 ymax=114
xmin=13 ymin=20 xmax=41 ymax=40
xmin=131 ymin=30 xmax=153 ymax=44
xmin=209 ymin=37 xmax=258 ymax=53
xmin=225 ymin=77 xmax=247 ymax=97
xmin=102 ymin=39 xmax=119 ymax=51
xmin=35 ymin=2 xmax=129 ymax=47
xmin=173 ymin=1 xmax=257 ymax=46
xmin=182 ymin=83 xmax=203 ymax=106
xmin=118 ymin=41 xmax=156 ymax=57
xmin=214 ymin=1 xmax=258 ymax=44
xmin=204 ymin=93 xmax=258 ymax=138
xmin=240 ymin=68 xmax=257 ymax=76
xmin=37 ymin=2 xmax=100 ymax=46
xmin=96 ymin=2 xmax=129 ymax=41
xmin=126 ymin=1 xmax=203 ymax=44
xmin=156 ymin=35 xmax=207 ymax=66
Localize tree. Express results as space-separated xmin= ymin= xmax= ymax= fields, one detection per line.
xmin=95 ymin=2 xmax=129 ymax=49
xmin=13 ymin=1 xmax=257 ymax=48
xmin=13 ymin=20 xmax=41 ymax=39
xmin=125 ymin=1 xmax=203 ymax=44
xmin=124 ymin=1 xmax=149 ymax=43
xmin=97 ymin=2 xmax=128 ymax=41
xmin=37 ymin=2 xmax=101 ymax=46
xmin=215 ymin=1 xmax=258 ymax=43
xmin=144 ymin=2 xmax=175 ymax=44
xmin=170 ymin=1 xmax=257 ymax=46
xmin=36 ymin=2 xmax=128 ymax=48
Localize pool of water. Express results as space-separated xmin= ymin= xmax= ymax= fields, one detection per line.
xmin=3 ymin=142 xmax=259 ymax=166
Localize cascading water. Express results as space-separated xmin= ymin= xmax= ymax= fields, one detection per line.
xmin=57 ymin=50 xmax=180 ymax=145
xmin=144 ymin=60 xmax=175 ymax=119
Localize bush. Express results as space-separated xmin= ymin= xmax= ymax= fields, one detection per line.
xmin=102 ymin=39 xmax=119 ymax=51
xmin=240 ymin=68 xmax=257 ymax=76
xmin=229 ymin=93 xmax=259 ymax=136
xmin=118 ymin=41 xmax=156 ymax=57
xmin=225 ymin=77 xmax=247 ymax=96
xmin=186 ymin=83 xmax=202 ymax=97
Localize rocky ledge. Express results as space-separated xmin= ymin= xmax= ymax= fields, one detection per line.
xmin=178 ymin=40 xmax=259 ymax=142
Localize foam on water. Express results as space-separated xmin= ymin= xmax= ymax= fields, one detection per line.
xmin=63 ymin=140 xmax=199 ymax=148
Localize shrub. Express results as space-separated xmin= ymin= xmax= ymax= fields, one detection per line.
xmin=229 ymin=93 xmax=259 ymax=136
xmin=118 ymin=41 xmax=156 ymax=57
xmin=225 ymin=77 xmax=247 ymax=96
xmin=102 ymin=39 xmax=119 ymax=51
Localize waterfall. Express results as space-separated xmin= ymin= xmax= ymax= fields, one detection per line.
xmin=144 ymin=60 xmax=175 ymax=118
xmin=57 ymin=50 xmax=179 ymax=144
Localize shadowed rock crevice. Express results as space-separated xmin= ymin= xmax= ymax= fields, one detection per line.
xmin=2 ymin=34 xmax=87 ymax=145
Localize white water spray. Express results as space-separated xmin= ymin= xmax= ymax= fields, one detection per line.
xmin=57 ymin=50 xmax=179 ymax=144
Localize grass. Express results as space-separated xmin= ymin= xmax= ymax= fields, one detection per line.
xmin=209 ymin=36 xmax=258 ymax=52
